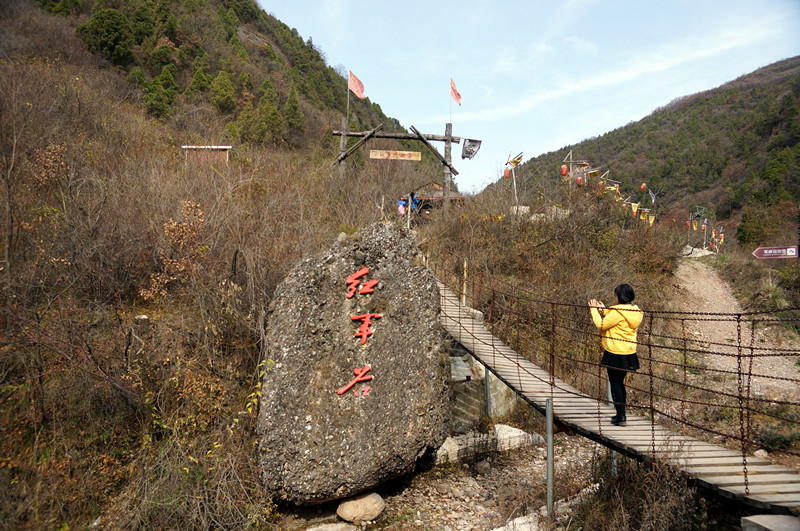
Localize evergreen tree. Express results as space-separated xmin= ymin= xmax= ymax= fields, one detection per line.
xmin=238 ymin=72 xmax=253 ymax=92
xmin=148 ymin=44 xmax=173 ymax=70
xmin=145 ymin=64 xmax=179 ymax=118
xmin=192 ymin=52 xmax=210 ymax=74
xmin=130 ymin=1 xmax=155 ymax=44
xmin=75 ymin=8 xmax=135 ymax=67
xmin=283 ymin=86 xmax=304 ymax=132
xmin=185 ymin=68 xmax=210 ymax=95
xmin=210 ymin=71 xmax=237 ymax=113
xmin=258 ymin=77 xmax=278 ymax=107
xmin=254 ymin=100 xmax=285 ymax=144
xmin=233 ymin=99 xmax=256 ymax=143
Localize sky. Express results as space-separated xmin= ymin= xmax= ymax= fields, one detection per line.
xmin=259 ymin=1 xmax=800 ymax=194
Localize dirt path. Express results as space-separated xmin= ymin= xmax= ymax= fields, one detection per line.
xmin=673 ymin=259 xmax=799 ymax=401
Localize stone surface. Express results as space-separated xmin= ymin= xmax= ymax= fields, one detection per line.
xmin=336 ymin=492 xmax=386 ymax=522
xmin=741 ymin=515 xmax=800 ymax=531
xmin=435 ymin=424 xmax=543 ymax=465
xmin=257 ymin=222 xmax=450 ymax=504
xmin=306 ymin=524 xmax=358 ymax=531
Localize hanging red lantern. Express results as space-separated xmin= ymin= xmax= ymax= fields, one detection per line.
xmin=560 ymin=164 xmax=568 ymax=176
xmin=576 ymin=176 xmax=583 ymax=185
xmin=503 ymin=168 xmax=510 ymax=179
xmin=701 ymin=224 xmax=706 ymax=232
xmin=598 ymin=180 xmax=604 ymax=188
xmin=640 ymin=183 xmax=646 ymax=190
xmin=685 ymin=221 xmax=690 ymax=228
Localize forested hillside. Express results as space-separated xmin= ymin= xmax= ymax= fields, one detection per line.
xmin=513 ymin=57 xmax=800 ymax=247
xmin=1 ymin=0 xmax=798 ymax=528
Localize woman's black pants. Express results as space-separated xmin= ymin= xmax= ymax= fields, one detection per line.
xmin=607 ymin=368 xmax=627 ymax=416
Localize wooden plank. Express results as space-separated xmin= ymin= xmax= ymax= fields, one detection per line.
xmin=333 ymin=129 xmax=462 ymax=143
xmin=696 ymin=474 xmax=800 ymax=486
xmin=667 ymin=456 xmax=772 ymax=466
xmin=722 ymin=484 xmax=800 ymax=495
xmin=682 ymin=465 xmax=794 ymax=475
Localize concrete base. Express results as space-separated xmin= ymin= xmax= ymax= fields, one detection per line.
xmin=741 ymin=515 xmax=800 ymax=531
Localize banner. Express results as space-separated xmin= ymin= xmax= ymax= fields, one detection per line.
xmin=348 ymin=71 xmax=365 ymax=99
xmin=461 ymin=138 xmax=481 ymax=159
xmin=507 ymin=152 xmax=523 ymax=167
xmin=631 ymin=203 xmax=639 ymax=216
xmin=649 ymin=215 xmax=655 ymax=226
xmin=692 ymin=220 xmax=698 ymax=231
xmin=450 ymin=78 xmax=461 ymax=106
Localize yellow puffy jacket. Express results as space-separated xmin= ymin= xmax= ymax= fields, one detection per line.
xmin=590 ymin=304 xmax=643 ymax=355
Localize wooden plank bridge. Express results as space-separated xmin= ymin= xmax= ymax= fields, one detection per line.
xmin=437 ymin=280 xmax=800 ymax=515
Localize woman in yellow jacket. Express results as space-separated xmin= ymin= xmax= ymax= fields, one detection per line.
xmin=589 ymin=284 xmax=643 ymax=426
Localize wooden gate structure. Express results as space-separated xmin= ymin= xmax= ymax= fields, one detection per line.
xmin=332 ymin=121 xmax=464 ymax=210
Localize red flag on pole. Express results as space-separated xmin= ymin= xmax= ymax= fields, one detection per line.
xmin=348 ymin=71 xmax=365 ymax=99
xmin=450 ymin=78 xmax=461 ymax=106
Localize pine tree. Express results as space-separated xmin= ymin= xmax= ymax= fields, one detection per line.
xmin=254 ymin=101 xmax=285 ymax=144
xmin=258 ymin=77 xmax=278 ymax=107
xmin=283 ymin=86 xmax=304 ymax=132
xmin=210 ymin=71 xmax=236 ymax=113
xmin=185 ymin=68 xmax=210 ymax=95
xmin=75 ymin=8 xmax=135 ymax=67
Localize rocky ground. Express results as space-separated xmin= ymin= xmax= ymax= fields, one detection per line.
xmin=277 ymin=434 xmax=602 ymax=530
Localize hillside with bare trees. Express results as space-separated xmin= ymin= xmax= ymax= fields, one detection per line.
xmin=1 ymin=0 xmax=798 ymax=528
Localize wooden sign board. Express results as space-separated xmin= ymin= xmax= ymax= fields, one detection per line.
xmin=752 ymin=246 xmax=798 ymax=259
xmin=369 ymin=150 xmax=421 ymax=161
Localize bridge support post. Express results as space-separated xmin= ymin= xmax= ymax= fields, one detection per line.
xmin=484 ymin=369 xmax=492 ymax=418
xmin=608 ymin=382 xmax=618 ymax=477
xmin=546 ymin=398 xmax=554 ymax=517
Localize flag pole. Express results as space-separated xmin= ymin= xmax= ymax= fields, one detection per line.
xmin=346 ymin=75 xmax=351 ymax=131
xmin=339 ymin=74 xmax=351 ymax=179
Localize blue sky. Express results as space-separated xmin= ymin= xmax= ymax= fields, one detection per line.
xmin=260 ymin=1 xmax=800 ymax=193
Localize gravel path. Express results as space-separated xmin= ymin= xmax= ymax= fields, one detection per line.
xmin=673 ymin=259 xmax=799 ymax=401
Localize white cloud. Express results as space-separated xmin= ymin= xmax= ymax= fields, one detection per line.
xmin=563 ymin=36 xmax=597 ymax=54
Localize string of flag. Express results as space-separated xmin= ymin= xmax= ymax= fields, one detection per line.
xmin=558 ymin=157 xmax=728 ymax=250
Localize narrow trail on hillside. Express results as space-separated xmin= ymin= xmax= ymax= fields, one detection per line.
xmin=672 ymin=259 xmax=799 ymax=401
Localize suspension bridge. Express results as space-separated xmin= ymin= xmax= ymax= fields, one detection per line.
xmin=429 ymin=256 xmax=800 ymax=516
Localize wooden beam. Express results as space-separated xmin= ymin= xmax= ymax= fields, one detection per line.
xmin=332 ymin=123 xmax=384 ymax=166
xmin=333 ymin=130 xmax=461 ymax=144
xmin=410 ymin=126 xmax=458 ymax=176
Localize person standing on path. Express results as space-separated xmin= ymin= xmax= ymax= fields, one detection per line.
xmin=589 ymin=284 xmax=643 ymax=426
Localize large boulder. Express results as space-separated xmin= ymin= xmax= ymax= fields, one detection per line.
xmin=257 ymin=222 xmax=450 ymax=504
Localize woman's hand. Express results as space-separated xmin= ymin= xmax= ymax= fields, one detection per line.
xmin=589 ymin=299 xmax=605 ymax=309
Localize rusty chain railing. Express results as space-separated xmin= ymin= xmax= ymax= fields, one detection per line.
xmin=427 ymin=251 xmax=800 ymax=473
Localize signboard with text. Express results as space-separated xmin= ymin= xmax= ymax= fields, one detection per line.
xmin=752 ymin=245 xmax=798 ymax=259
xmin=369 ymin=150 xmax=422 ymax=161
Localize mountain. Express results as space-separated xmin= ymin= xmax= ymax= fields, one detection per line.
xmin=512 ymin=57 xmax=800 ymax=243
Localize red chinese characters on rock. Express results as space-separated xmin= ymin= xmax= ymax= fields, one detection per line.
xmin=345 ymin=267 xmax=378 ymax=299
xmin=336 ymin=365 xmax=373 ymax=395
xmin=351 ymin=313 xmax=382 ymax=344
xmin=340 ymin=268 xmax=382 ymax=397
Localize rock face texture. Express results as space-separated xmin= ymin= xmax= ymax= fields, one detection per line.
xmin=257 ymin=223 xmax=450 ymax=504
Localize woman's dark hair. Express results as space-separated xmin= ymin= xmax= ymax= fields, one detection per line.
xmin=614 ymin=283 xmax=635 ymax=304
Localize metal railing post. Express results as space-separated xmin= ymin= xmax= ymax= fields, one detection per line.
xmin=546 ymin=398 xmax=554 ymax=517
